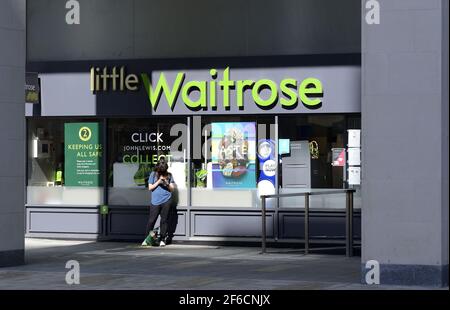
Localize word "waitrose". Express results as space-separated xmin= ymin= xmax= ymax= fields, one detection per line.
xmin=90 ymin=66 xmax=323 ymax=111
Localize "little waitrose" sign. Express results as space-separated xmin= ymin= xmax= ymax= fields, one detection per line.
xmin=90 ymin=66 xmax=323 ymax=112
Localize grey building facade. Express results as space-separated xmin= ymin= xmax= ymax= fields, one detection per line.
xmin=361 ymin=0 xmax=448 ymax=286
xmin=0 ymin=0 xmax=25 ymax=267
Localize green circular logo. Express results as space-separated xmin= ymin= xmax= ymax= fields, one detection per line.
xmin=79 ymin=127 xmax=92 ymax=142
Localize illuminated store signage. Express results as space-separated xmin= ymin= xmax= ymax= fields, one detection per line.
xmin=90 ymin=66 xmax=324 ymax=113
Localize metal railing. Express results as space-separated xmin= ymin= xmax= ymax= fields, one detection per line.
xmin=260 ymin=189 xmax=356 ymax=257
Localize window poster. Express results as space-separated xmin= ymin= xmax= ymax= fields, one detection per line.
xmin=347 ymin=147 xmax=361 ymax=166
xmin=257 ymin=139 xmax=276 ymax=196
xmin=347 ymin=129 xmax=361 ymax=148
xmin=332 ymin=148 xmax=346 ymax=167
xmin=64 ymin=122 xmax=103 ymax=187
xmin=348 ymin=166 xmax=361 ymax=185
xmin=211 ymin=122 xmax=256 ymax=188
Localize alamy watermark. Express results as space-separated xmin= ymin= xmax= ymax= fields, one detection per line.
xmin=364 ymin=260 xmax=380 ymax=285
xmin=365 ymin=0 xmax=380 ymax=25
xmin=159 ymin=116 xmax=276 ymax=162
xmin=65 ymin=260 xmax=80 ymax=285
xmin=65 ymin=0 xmax=80 ymax=25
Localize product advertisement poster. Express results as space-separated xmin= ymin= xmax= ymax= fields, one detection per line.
xmin=257 ymin=139 xmax=277 ymax=196
xmin=64 ymin=122 xmax=103 ymax=187
xmin=211 ymin=122 xmax=256 ymax=188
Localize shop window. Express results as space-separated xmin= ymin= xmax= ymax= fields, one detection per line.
xmin=26 ymin=119 xmax=104 ymax=206
xmin=277 ymin=114 xmax=362 ymax=209
xmin=26 ymin=115 xmax=361 ymax=210
xmin=108 ymin=118 xmax=188 ymax=206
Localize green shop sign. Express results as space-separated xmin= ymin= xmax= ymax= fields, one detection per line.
xmin=64 ymin=123 xmax=103 ymax=187
xmin=140 ymin=68 xmax=323 ymax=111
xmin=90 ymin=66 xmax=324 ymax=113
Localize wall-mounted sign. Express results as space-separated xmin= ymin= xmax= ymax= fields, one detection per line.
xmin=88 ymin=66 xmax=362 ymax=116
xmin=64 ymin=123 xmax=103 ymax=187
xmin=211 ymin=122 xmax=256 ymax=188
xmin=25 ymin=72 xmax=40 ymax=104
xmin=91 ymin=66 xmax=324 ymax=114
xmin=148 ymin=66 xmax=362 ymax=115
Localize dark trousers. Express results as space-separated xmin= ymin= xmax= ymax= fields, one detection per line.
xmin=145 ymin=198 xmax=172 ymax=239
xmin=166 ymin=202 xmax=178 ymax=240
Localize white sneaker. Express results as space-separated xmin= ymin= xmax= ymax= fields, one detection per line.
xmin=141 ymin=240 xmax=149 ymax=246
xmin=159 ymin=240 xmax=166 ymax=247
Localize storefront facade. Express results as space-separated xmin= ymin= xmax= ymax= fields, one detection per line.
xmin=25 ymin=55 xmax=362 ymax=244
xmin=0 ymin=0 xmax=443 ymax=286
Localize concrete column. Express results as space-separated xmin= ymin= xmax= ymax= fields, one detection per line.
xmin=0 ymin=0 xmax=26 ymax=266
xmin=361 ymin=0 xmax=448 ymax=286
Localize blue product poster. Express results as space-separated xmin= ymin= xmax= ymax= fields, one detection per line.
xmin=257 ymin=139 xmax=276 ymax=187
xmin=211 ymin=122 xmax=256 ymax=188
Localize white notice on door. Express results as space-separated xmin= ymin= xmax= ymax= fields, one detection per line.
xmin=348 ymin=166 xmax=361 ymax=185
xmin=347 ymin=148 xmax=361 ymax=165
xmin=348 ymin=130 xmax=361 ymax=148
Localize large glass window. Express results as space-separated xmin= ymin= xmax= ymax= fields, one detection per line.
xmin=27 ymin=119 xmax=104 ymax=206
xmin=108 ymin=118 xmax=188 ymax=206
xmin=27 ymin=115 xmax=360 ymax=209
xmin=277 ymin=114 xmax=362 ymax=209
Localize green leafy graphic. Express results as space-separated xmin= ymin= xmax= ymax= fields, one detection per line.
xmin=134 ymin=164 xmax=152 ymax=186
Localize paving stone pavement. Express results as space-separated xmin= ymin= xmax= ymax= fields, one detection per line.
xmin=0 ymin=239 xmax=440 ymax=290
